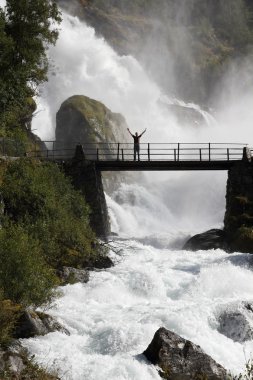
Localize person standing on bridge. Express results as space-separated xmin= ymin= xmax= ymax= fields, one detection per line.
xmin=127 ymin=128 xmax=147 ymax=161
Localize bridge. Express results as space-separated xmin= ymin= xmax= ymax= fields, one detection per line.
xmin=27 ymin=141 xmax=252 ymax=171
xmin=1 ymin=138 xmax=252 ymax=239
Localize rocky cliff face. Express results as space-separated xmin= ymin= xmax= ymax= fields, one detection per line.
xmin=56 ymin=0 xmax=253 ymax=105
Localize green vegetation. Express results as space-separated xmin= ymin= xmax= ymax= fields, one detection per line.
xmin=0 ymin=0 xmax=61 ymax=136
xmin=1 ymin=159 xmax=97 ymax=268
xmin=0 ymin=158 xmax=100 ymax=348
xmin=0 ymin=222 xmax=58 ymax=307
xmin=0 ymin=2 xmax=64 ymax=359
xmin=0 ymin=292 xmax=20 ymax=348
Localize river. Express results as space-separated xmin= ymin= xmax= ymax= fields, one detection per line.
xmin=21 ymin=6 xmax=253 ymax=379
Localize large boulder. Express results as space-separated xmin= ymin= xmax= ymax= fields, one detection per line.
xmin=14 ymin=310 xmax=70 ymax=339
xmin=217 ymin=302 xmax=253 ymax=343
xmin=143 ymin=327 xmax=227 ymax=380
xmin=55 ymin=95 xmax=130 ymax=157
xmin=183 ymin=229 xmax=226 ymax=251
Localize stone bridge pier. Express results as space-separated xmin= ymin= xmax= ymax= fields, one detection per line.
xmin=224 ymin=147 xmax=253 ymax=252
xmin=64 ymin=145 xmax=110 ymax=240
xmin=62 ymin=144 xmax=253 ymax=252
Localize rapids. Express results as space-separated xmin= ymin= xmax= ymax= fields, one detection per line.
xmin=19 ymin=6 xmax=253 ymax=379
xmin=22 ymin=234 xmax=253 ymax=379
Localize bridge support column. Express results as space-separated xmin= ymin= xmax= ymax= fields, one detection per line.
xmin=64 ymin=146 xmax=110 ymax=240
xmin=224 ymin=160 xmax=253 ymax=252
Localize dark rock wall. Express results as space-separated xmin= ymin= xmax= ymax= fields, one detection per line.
xmin=56 ymin=0 xmax=253 ymax=105
xmin=224 ymin=159 xmax=253 ymax=252
xmin=64 ymin=155 xmax=110 ymax=240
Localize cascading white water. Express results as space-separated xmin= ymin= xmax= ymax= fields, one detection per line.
xmin=32 ymin=11 xmax=231 ymax=232
xmin=16 ymin=7 xmax=253 ymax=380
xmin=23 ymin=244 xmax=253 ymax=379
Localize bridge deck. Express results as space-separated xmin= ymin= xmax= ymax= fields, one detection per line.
xmin=95 ymin=160 xmax=241 ymax=171
xmin=0 ymin=139 xmax=249 ymax=171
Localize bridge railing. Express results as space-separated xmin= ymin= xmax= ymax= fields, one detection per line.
xmin=28 ymin=142 xmax=250 ymax=162
xmin=2 ymin=140 xmax=250 ymax=162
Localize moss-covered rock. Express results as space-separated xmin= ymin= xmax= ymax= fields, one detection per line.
xmin=56 ymin=95 xmax=129 ymax=149
xmin=56 ymin=94 xmax=132 ymax=193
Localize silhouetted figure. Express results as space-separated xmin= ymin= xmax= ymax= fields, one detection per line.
xmin=127 ymin=128 xmax=146 ymax=161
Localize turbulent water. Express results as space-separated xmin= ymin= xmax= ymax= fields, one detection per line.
xmin=17 ymin=6 xmax=253 ymax=379
xmin=23 ymin=235 xmax=253 ymax=379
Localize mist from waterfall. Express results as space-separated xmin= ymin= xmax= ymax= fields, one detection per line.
xmin=32 ymin=11 xmax=243 ymax=237
xmin=14 ymin=4 xmax=253 ymax=379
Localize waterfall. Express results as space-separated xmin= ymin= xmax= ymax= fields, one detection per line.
xmin=19 ymin=7 xmax=253 ymax=380
xmin=32 ymin=12 xmax=230 ymax=232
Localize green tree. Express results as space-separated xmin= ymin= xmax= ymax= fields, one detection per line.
xmin=0 ymin=0 xmax=61 ymax=133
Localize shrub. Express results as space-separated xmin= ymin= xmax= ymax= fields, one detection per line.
xmin=0 ymin=222 xmax=58 ymax=307
xmin=1 ymin=159 xmax=98 ymax=269
xmin=0 ymin=290 xmax=20 ymax=347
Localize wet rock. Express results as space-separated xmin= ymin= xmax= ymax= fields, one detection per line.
xmin=143 ymin=327 xmax=227 ymax=379
xmin=92 ymin=255 xmax=114 ymax=269
xmin=14 ymin=310 xmax=70 ymax=339
xmin=183 ymin=229 xmax=226 ymax=251
xmin=0 ymin=350 xmax=25 ymax=376
xmin=0 ymin=345 xmax=59 ymax=379
xmin=217 ymin=302 xmax=253 ymax=342
xmin=83 ymin=254 xmax=114 ymax=270
xmin=59 ymin=266 xmax=90 ymax=285
xmin=8 ymin=353 xmax=25 ymax=374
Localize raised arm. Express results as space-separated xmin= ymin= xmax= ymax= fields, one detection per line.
xmin=140 ymin=128 xmax=147 ymax=137
xmin=127 ymin=128 xmax=134 ymax=137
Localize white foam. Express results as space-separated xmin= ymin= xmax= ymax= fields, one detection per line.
xmin=22 ymin=245 xmax=253 ymax=378
xmin=22 ymin=6 xmax=253 ymax=380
